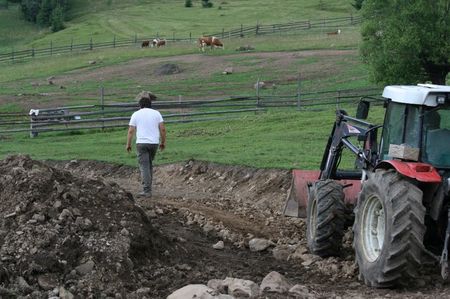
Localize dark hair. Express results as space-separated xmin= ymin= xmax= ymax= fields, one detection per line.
xmin=139 ymin=97 xmax=152 ymax=108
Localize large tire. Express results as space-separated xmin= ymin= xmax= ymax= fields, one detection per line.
xmin=353 ymin=169 xmax=426 ymax=288
xmin=307 ymin=180 xmax=346 ymax=257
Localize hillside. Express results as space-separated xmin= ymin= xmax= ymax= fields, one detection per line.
xmin=1 ymin=0 xmax=358 ymax=50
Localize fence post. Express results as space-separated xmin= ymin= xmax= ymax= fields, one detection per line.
xmin=256 ymin=77 xmax=261 ymax=109
xmin=350 ymin=13 xmax=354 ymax=25
xmin=157 ymin=32 xmax=159 ymax=39
xmin=336 ymin=90 xmax=341 ymax=109
xmin=30 ymin=113 xmax=38 ymax=138
xmin=307 ymin=20 xmax=311 ymax=29
xmin=172 ymin=31 xmax=175 ymax=41
xmin=113 ymin=35 xmax=116 ymax=48
xmin=222 ymin=28 xmax=224 ymax=39
xmin=189 ymin=32 xmax=192 ymax=42
xmin=50 ymin=41 xmax=53 ymax=56
xmin=134 ymin=33 xmax=137 ymax=44
xmin=70 ymin=38 xmax=73 ymax=52
xmin=31 ymin=47 xmax=35 ymax=58
xmin=11 ymin=47 xmax=14 ymax=62
xmin=100 ymin=87 xmax=105 ymax=131
xmin=240 ymin=24 xmax=243 ymax=37
xmin=90 ymin=37 xmax=93 ymax=50
xmin=297 ymin=74 xmax=301 ymax=110
xmin=255 ymin=21 xmax=259 ymax=35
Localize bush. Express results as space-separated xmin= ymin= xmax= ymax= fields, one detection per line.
xmin=185 ymin=0 xmax=192 ymax=7
xmin=201 ymin=0 xmax=213 ymax=8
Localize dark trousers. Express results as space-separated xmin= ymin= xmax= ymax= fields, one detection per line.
xmin=136 ymin=143 xmax=158 ymax=192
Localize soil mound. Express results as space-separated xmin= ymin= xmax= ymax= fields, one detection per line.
xmin=0 ymin=155 xmax=169 ymax=298
xmin=154 ymin=63 xmax=181 ymax=76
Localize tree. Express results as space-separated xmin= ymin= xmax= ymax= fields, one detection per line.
xmin=37 ymin=0 xmax=53 ymax=26
xmin=50 ymin=4 xmax=65 ymax=32
xmin=185 ymin=0 xmax=192 ymax=7
xmin=351 ymin=0 xmax=364 ymax=10
xmin=360 ymin=0 xmax=450 ymax=85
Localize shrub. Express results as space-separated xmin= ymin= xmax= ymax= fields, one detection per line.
xmin=185 ymin=0 xmax=192 ymax=7
xmin=201 ymin=0 xmax=213 ymax=8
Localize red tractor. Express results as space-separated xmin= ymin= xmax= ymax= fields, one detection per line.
xmin=284 ymin=84 xmax=450 ymax=287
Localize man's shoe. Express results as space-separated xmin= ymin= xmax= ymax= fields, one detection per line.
xmin=136 ymin=191 xmax=152 ymax=198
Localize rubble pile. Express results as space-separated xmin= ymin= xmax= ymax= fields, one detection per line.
xmin=0 ymin=155 xmax=168 ymax=298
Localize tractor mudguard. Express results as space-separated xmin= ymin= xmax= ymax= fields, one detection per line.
xmin=376 ymin=161 xmax=442 ymax=183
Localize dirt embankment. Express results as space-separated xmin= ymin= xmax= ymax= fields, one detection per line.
xmin=0 ymin=156 xmax=448 ymax=298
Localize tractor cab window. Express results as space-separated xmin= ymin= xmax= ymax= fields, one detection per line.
xmin=381 ymin=103 xmax=420 ymax=159
xmin=422 ymin=106 xmax=450 ymax=168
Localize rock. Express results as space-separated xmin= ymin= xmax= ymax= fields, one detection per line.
xmin=213 ymin=241 xmax=225 ymax=250
xmin=248 ymin=238 xmax=274 ymax=252
xmin=75 ymin=260 xmax=95 ymax=275
xmin=17 ymin=276 xmax=33 ymax=294
xmin=120 ymin=228 xmax=130 ymax=236
xmin=235 ymin=45 xmax=255 ymax=51
xmin=260 ymin=271 xmax=292 ymax=294
xmin=47 ymin=76 xmax=55 ymax=85
xmin=58 ymin=209 xmax=73 ymax=221
xmin=289 ymin=284 xmax=310 ymax=297
xmin=272 ymin=246 xmax=293 ymax=261
xmin=203 ymin=222 xmax=215 ymax=234
xmin=222 ymin=67 xmax=233 ymax=74
xmin=88 ymin=60 xmax=96 ymax=65
xmin=167 ymin=284 xmax=216 ymax=299
xmin=37 ymin=274 xmax=58 ymax=290
xmin=59 ymin=286 xmax=75 ymax=299
xmin=224 ymin=277 xmax=259 ymax=298
xmin=254 ymin=81 xmax=266 ymax=90
xmin=207 ymin=279 xmax=228 ymax=293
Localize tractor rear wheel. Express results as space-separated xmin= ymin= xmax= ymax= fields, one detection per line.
xmin=353 ymin=169 xmax=425 ymax=288
xmin=307 ymin=180 xmax=346 ymax=257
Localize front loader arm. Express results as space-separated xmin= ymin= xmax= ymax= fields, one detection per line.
xmin=319 ymin=110 xmax=378 ymax=181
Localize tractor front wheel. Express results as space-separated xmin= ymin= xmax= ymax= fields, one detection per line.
xmin=353 ymin=169 xmax=425 ymax=287
xmin=307 ymin=180 xmax=346 ymax=257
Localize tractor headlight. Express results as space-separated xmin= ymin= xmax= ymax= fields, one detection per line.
xmin=437 ymin=95 xmax=446 ymax=105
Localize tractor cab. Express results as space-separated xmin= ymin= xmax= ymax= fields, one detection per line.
xmin=380 ymin=84 xmax=450 ymax=169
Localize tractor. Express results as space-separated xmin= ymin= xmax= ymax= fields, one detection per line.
xmin=284 ymin=84 xmax=450 ymax=287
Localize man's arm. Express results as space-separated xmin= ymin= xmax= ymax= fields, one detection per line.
xmin=126 ymin=126 xmax=136 ymax=152
xmin=159 ymin=122 xmax=166 ymax=151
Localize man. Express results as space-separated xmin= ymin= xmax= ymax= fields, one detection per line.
xmin=126 ymin=93 xmax=166 ymax=198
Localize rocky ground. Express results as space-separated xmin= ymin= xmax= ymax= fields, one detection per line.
xmin=0 ymin=155 xmax=449 ymax=298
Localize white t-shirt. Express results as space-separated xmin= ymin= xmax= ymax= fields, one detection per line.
xmin=129 ymin=108 xmax=164 ymax=144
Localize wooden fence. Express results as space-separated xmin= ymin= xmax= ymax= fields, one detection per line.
xmin=0 ymin=87 xmax=381 ymax=137
xmin=0 ymin=15 xmax=362 ymax=63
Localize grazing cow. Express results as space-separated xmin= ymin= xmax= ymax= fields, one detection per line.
xmin=152 ymin=38 xmax=166 ymax=48
xmin=326 ymin=29 xmax=341 ymax=36
xmin=141 ymin=40 xmax=150 ymax=48
xmin=198 ymin=36 xmax=224 ymax=52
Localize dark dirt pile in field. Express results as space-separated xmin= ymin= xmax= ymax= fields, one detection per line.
xmin=0 ymin=155 xmax=172 ymax=298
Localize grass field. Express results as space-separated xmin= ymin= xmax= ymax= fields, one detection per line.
xmin=0 ymin=104 xmax=386 ymax=169
xmin=0 ymin=0 xmax=378 ymax=170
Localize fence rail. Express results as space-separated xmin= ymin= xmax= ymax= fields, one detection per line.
xmin=0 ymin=15 xmax=361 ymax=63
xmin=0 ymin=87 xmax=381 ymax=137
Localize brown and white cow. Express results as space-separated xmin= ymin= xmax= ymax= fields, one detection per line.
xmin=198 ymin=36 xmax=224 ymax=52
xmin=141 ymin=40 xmax=150 ymax=48
xmin=152 ymin=38 xmax=166 ymax=48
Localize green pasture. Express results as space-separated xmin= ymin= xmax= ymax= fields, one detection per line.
xmin=0 ymin=0 xmax=359 ymax=51
xmin=0 ymin=104 xmax=386 ymax=169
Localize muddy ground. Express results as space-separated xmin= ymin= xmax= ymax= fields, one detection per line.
xmin=1 ymin=155 xmax=449 ymax=298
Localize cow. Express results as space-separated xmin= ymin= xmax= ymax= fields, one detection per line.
xmin=198 ymin=36 xmax=224 ymax=52
xmin=326 ymin=29 xmax=341 ymax=36
xmin=152 ymin=38 xmax=166 ymax=48
xmin=141 ymin=40 xmax=150 ymax=48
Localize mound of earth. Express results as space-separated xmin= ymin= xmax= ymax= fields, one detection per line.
xmin=0 ymin=155 xmax=171 ymax=298
xmin=154 ymin=63 xmax=182 ymax=76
